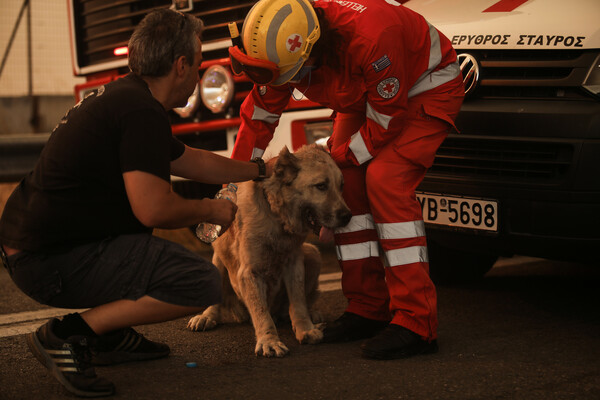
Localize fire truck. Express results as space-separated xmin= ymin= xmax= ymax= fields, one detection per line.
xmin=67 ymin=0 xmax=600 ymax=281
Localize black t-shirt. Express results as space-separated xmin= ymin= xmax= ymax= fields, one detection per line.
xmin=0 ymin=73 xmax=185 ymax=252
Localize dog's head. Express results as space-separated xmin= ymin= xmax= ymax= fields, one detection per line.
xmin=262 ymin=144 xmax=352 ymax=236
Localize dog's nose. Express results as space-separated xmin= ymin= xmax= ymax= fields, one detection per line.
xmin=337 ymin=209 xmax=352 ymax=227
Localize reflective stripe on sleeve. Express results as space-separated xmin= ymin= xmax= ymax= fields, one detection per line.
xmin=376 ymin=220 xmax=426 ymax=240
xmin=366 ymin=102 xmax=393 ymax=130
xmin=336 ymin=241 xmax=380 ymax=261
xmin=426 ymin=22 xmax=442 ymax=71
xmin=252 ymin=105 xmax=280 ymax=124
xmin=335 ymin=214 xmax=375 ymax=234
xmin=408 ymin=61 xmax=460 ymax=98
xmin=383 ymin=245 xmax=429 ymax=267
xmin=251 ymin=148 xmax=265 ymax=159
xmin=349 ymin=132 xmax=373 ymax=165
xmin=408 ymin=22 xmax=460 ymax=98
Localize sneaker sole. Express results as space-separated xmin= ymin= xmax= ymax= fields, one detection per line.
xmin=26 ymin=332 xmax=115 ymax=398
xmin=361 ymin=340 xmax=439 ymax=360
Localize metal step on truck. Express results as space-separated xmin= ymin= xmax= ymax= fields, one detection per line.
xmin=67 ymin=0 xmax=600 ymax=281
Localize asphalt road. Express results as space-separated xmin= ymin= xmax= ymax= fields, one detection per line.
xmin=0 ymin=229 xmax=598 ymax=400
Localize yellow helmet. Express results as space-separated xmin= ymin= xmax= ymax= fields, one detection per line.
xmin=240 ymin=0 xmax=320 ymax=85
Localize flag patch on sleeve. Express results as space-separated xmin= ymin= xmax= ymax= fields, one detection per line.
xmin=371 ymin=55 xmax=391 ymax=73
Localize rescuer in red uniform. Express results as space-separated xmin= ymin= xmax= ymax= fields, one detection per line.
xmin=228 ymin=0 xmax=464 ymax=359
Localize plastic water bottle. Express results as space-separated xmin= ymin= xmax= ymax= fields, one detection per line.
xmin=195 ymin=183 xmax=238 ymax=243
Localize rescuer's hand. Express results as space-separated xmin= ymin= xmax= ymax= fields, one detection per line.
xmin=328 ymin=145 xmax=352 ymax=168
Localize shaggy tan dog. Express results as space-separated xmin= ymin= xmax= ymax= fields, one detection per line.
xmin=187 ymin=144 xmax=351 ymax=357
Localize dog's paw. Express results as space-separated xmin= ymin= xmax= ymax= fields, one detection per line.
xmin=296 ymin=327 xmax=324 ymax=345
xmin=187 ymin=315 xmax=218 ymax=332
xmin=310 ymin=309 xmax=324 ymax=324
xmin=255 ymin=336 xmax=289 ymax=358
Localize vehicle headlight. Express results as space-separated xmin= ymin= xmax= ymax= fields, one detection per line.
xmin=200 ymin=65 xmax=234 ymax=113
xmin=173 ymin=84 xmax=199 ymax=118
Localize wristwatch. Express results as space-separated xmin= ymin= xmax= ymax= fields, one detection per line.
xmin=250 ymin=157 xmax=266 ymax=181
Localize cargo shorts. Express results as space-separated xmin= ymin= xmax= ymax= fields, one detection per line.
xmin=3 ymin=233 xmax=221 ymax=309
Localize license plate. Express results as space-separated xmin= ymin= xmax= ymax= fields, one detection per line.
xmin=416 ymin=192 xmax=498 ymax=232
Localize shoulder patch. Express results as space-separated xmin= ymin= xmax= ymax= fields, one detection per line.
xmin=371 ymin=55 xmax=391 ymax=73
xmin=377 ymin=77 xmax=400 ymax=99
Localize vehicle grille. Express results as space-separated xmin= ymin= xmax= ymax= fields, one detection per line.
xmin=458 ymin=50 xmax=599 ymax=100
xmin=428 ymin=135 xmax=574 ymax=185
xmin=71 ymin=0 xmax=257 ymax=151
xmin=71 ymin=0 xmax=255 ymax=71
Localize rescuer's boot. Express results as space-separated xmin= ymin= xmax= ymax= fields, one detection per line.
xmin=27 ymin=318 xmax=115 ymax=397
xmin=322 ymin=312 xmax=388 ymax=343
xmin=361 ymin=323 xmax=438 ymax=360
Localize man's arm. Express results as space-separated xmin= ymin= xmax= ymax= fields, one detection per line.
xmin=123 ymin=170 xmax=236 ymax=230
xmin=170 ymin=145 xmax=261 ymax=183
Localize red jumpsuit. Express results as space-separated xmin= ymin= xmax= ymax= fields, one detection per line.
xmin=231 ymin=0 xmax=464 ymax=341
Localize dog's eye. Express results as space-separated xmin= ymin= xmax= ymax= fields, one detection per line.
xmin=315 ymin=183 xmax=328 ymax=191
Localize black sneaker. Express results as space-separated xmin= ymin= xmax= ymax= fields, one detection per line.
xmin=361 ymin=324 xmax=439 ymax=360
xmin=26 ymin=319 xmax=115 ymax=398
xmin=91 ymin=327 xmax=170 ymax=366
xmin=322 ymin=312 xmax=389 ymax=343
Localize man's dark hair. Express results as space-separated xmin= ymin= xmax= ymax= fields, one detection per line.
xmin=128 ymin=9 xmax=204 ymax=77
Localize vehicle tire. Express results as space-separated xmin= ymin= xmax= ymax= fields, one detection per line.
xmin=427 ymin=239 xmax=498 ymax=284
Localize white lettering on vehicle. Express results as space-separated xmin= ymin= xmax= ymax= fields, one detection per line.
xmin=452 ymin=34 xmax=586 ymax=48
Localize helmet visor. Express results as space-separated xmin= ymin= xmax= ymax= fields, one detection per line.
xmin=228 ymin=46 xmax=280 ymax=85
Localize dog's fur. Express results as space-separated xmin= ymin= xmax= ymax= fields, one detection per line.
xmin=187 ymin=144 xmax=351 ymax=357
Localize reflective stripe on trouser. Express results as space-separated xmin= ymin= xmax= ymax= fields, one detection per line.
xmin=333 ymin=109 xmax=452 ymax=340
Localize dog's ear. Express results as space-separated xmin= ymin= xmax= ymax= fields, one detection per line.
xmin=274 ymin=147 xmax=300 ymax=185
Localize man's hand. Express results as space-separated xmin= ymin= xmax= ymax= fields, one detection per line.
xmin=208 ymin=198 xmax=238 ymax=235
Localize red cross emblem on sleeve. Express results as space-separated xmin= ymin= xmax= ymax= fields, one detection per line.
xmin=377 ymin=77 xmax=400 ymax=99
xmin=286 ymin=34 xmax=303 ymax=52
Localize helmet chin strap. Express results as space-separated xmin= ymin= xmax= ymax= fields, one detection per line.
xmin=288 ymin=66 xmax=313 ymax=100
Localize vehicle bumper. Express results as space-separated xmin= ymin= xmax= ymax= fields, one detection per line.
xmin=419 ymin=98 xmax=600 ymax=263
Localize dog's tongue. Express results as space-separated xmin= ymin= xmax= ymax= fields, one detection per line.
xmin=319 ymin=227 xmax=335 ymax=243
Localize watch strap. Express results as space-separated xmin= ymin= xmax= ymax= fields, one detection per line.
xmin=251 ymin=157 xmax=266 ymax=181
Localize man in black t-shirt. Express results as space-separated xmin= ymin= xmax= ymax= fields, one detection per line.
xmin=0 ymin=9 xmax=268 ymax=397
